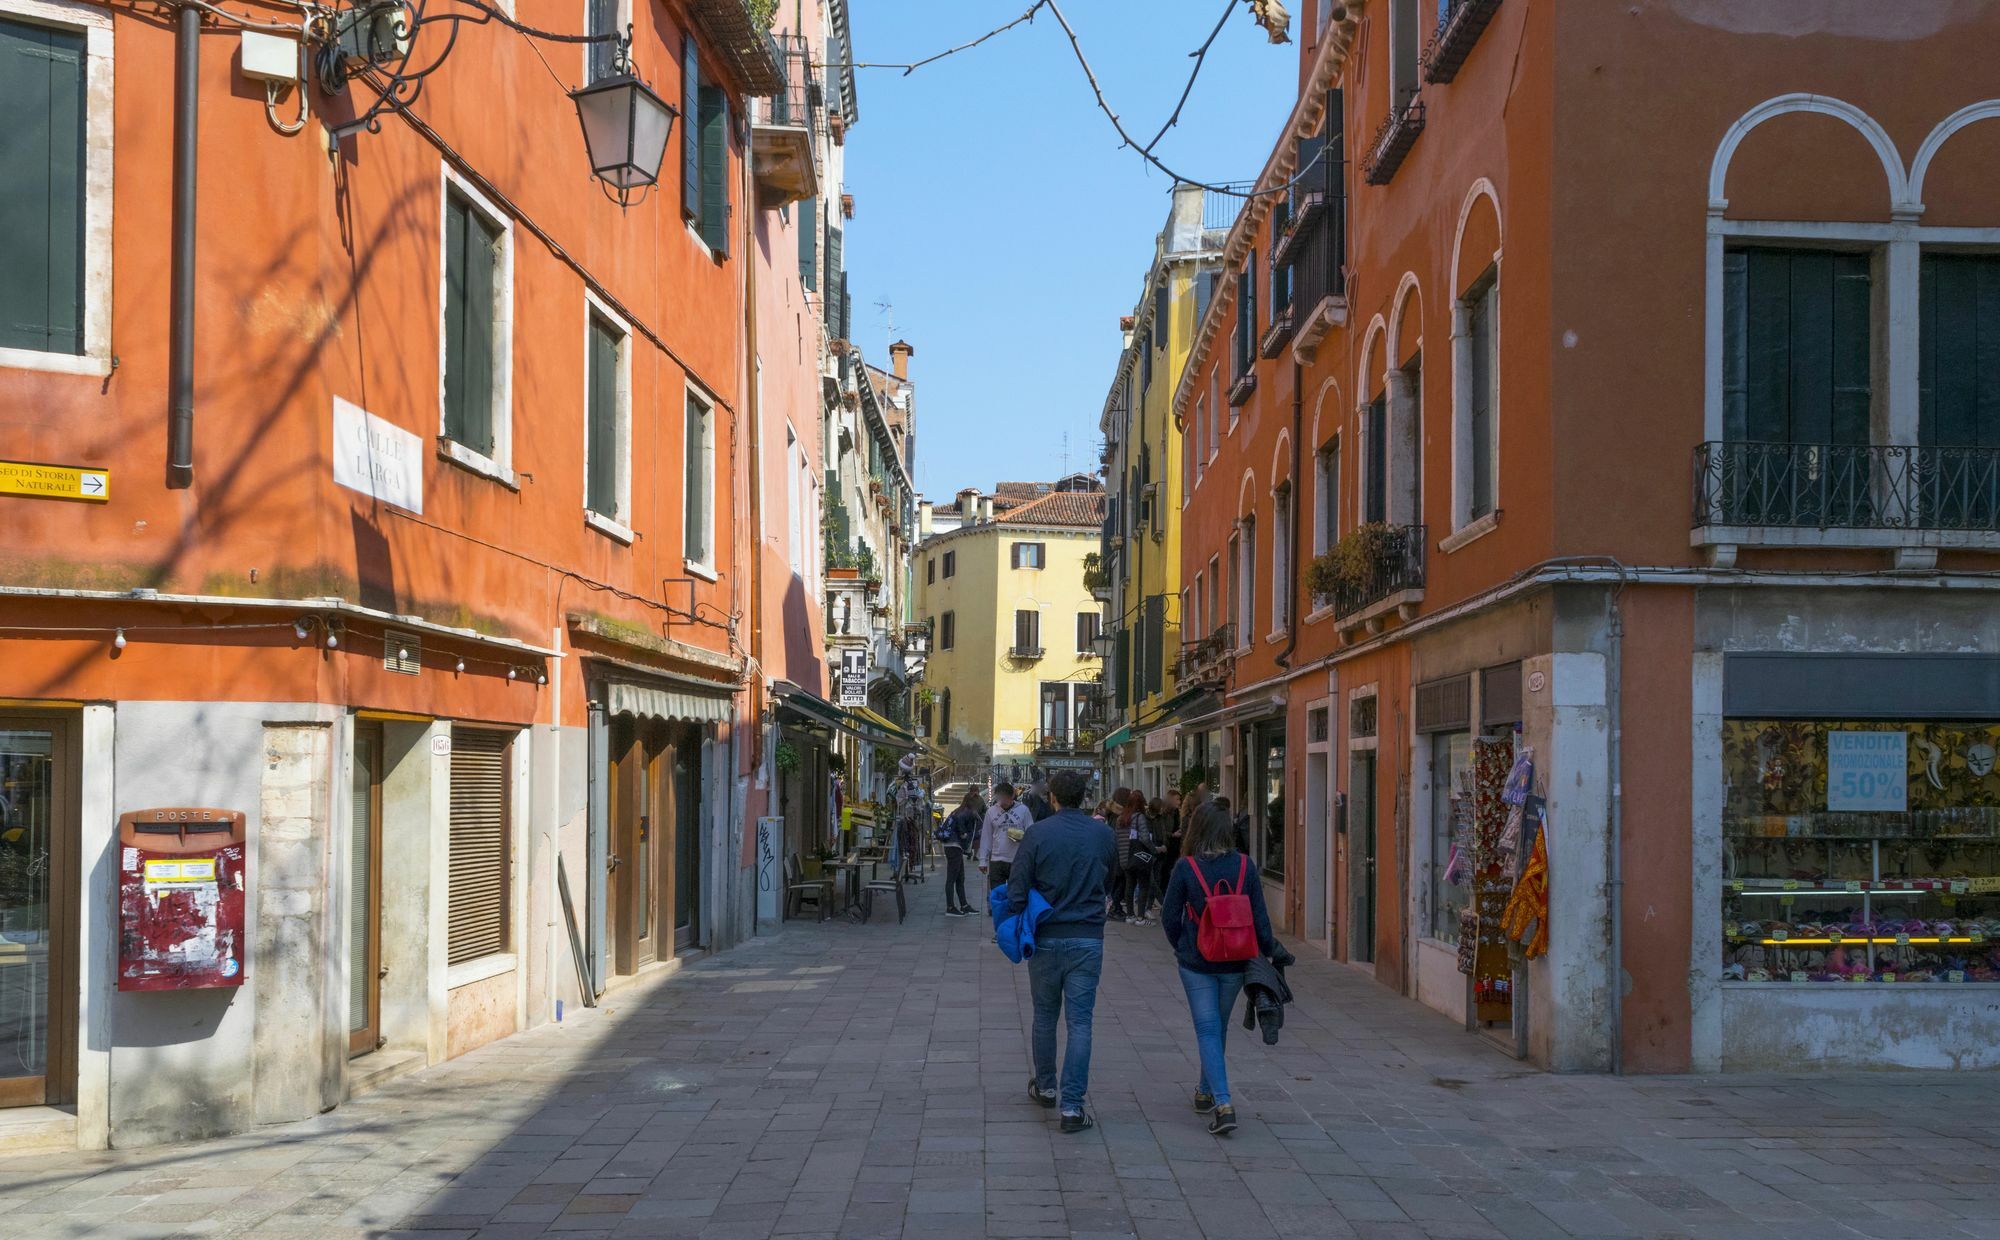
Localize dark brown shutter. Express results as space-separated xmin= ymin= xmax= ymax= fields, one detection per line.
xmin=448 ymin=727 xmax=511 ymax=965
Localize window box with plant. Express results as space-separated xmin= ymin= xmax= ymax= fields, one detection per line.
xmin=1318 ymin=521 xmax=1428 ymax=623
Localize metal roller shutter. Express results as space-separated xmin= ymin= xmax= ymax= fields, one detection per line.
xmin=448 ymin=727 xmax=511 ymax=966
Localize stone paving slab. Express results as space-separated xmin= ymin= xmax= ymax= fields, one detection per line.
xmin=4 ymin=874 xmax=2000 ymax=1238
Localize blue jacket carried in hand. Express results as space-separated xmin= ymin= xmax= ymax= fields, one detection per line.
xmin=991 ymin=886 xmax=1053 ymax=963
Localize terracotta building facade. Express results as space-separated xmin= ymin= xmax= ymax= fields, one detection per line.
xmin=0 ymin=0 xmax=872 ymax=1148
xmin=1173 ymin=0 xmax=2000 ymax=1073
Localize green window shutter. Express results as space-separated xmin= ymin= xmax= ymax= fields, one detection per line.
xmin=699 ymin=86 xmax=729 ymax=252
xmin=1146 ymin=595 xmax=1165 ymax=697
xmin=826 ymin=224 xmax=844 ymax=336
xmin=681 ymin=36 xmax=700 ymax=221
xmin=1468 ymin=281 xmax=1495 ymax=518
xmin=1194 ymin=270 xmax=1215 ymax=332
xmin=839 ymin=271 xmax=851 ymax=342
xmin=1112 ymin=629 xmax=1129 ymax=710
xmin=586 ymin=317 xmax=620 ymax=518
xmin=1921 ymin=254 xmax=2000 ymax=448
xmin=1730 ymin=247 xmax=1872 ymax=444
xmin=443 ymin=194 xmax=498 ymax=456
xmin=0 ymin=17 xmax=86 ymax=355
xmin=798 ymin=197 xmax=817 ymax=292
xmin=684 ymin=397 xmax=708 ymax=559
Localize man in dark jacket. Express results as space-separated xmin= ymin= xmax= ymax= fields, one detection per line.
xmin=1006 ymin=769 xmax=1116 ymax=1132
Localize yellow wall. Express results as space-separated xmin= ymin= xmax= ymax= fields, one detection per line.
xmin=917 ymin=521 xmax=1101 ymax=764
xmin=1113 ymin=259 xmax=1202 ymax=721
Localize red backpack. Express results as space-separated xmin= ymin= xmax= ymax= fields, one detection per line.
xmin=1188 ymin=855 xmax=1257 ymax=962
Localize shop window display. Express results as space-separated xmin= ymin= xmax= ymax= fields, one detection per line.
xmin=1721 ymin=719 xmax=2000 ymax=985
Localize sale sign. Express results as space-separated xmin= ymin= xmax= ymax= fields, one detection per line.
xmin=1827 ymin=731 xmax=1907 ymax=812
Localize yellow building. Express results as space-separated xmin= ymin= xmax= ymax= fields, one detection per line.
xmin=1098 ymin=184 xmax=1231 ymax=796
xmin=915 ymin=484 xmax=1107 ymax=793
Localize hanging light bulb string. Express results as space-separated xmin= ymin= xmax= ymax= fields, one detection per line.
xmin=0 ymin=615 xmax=548 ymax=681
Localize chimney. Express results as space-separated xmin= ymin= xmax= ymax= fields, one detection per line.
xmin=978 ymin=497 xmax=994 ymax=524
xmin=918 ymin=501 xmax=933 ymax=538
xmin=889 ymin=339 xmax=914 ymax=381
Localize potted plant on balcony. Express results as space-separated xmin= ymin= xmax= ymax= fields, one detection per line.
xmin=1324 ymin=521 xmax=1396 ymax=596
xmin=1081 ymin=551 xmax=1108 ymax=594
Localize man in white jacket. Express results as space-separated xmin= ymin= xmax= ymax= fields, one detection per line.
xmin=978 ymin=782 xmax=1033 ymax=920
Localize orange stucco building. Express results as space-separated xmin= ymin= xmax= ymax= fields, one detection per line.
xmin=1174 ymin=0 xmax=2000 ymax=1073
xmin=0 ymin=0 xmax=863 ymax=1148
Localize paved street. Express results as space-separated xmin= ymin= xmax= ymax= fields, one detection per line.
xmin=6 ymin=875 xmax=2000 ymax=1240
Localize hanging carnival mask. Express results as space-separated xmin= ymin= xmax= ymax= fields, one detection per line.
xmin=1964 ymin=741 xmax=1997 ymax=779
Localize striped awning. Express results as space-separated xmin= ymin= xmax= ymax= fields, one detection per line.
xmin=606 ymin=675 xmax=733 ymax=724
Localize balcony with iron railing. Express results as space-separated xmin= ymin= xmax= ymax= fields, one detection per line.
xmin=1032 ymin=726 xmax=1103 ymax=758
xmin=1691 ymin=441 xmax=2000 ymax=563
xmin=1175 ymin=622 xmax=1237 ymax=689
xmin=1423 ymin=0 xmax=1505 ymax=84
xmin=1202 ymin=182 xmax=1256 ymax=234
xmin=1329 ymin=523 xmax=1428 ymax=630
xmin=1362 ymin=95 xmax=1426 ymax=186
xmin=750 ymin=34 xmax=822 ymax=206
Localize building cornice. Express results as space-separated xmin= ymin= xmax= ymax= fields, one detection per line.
xmin=1173 ymin=8 xmax=1362 ymax=425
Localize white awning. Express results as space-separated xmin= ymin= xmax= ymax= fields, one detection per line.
xmin=607 ymin=678 xmax=732 ymax=724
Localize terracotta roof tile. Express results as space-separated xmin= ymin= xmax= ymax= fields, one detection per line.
xmin=994 ymin=490 xmax=1106 ymax=527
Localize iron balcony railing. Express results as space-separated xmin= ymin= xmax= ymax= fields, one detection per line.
xmin=1333 ymin=524 xmax=1428 ymax=619
xmin=1202 ymin=182 xmax=1256 ymax=233
xmin=1422 ymin=0 xmax=1504 ymax=84
xmin=1361 ymin=96 xmax=1426 ymax=185
xmin=757 ymin=34 xmax=822 ymax=132
xmin=1176 ymin=622 xmax=1237 ymax=687
xmin=1031 ymin=728 xmax=1103 ymax=756
xmin=1692 ymin=441 xmax=2000 ymax=532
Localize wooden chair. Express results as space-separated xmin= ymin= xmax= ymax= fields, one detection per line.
xmin=785 ymin=854 xmax=835 ymax=922
xmin=862 ymin=873 xmax=906 ymax=924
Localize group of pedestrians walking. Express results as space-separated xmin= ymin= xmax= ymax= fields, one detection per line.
xmin=945 ymin=769 xmax=1291 ymax=1139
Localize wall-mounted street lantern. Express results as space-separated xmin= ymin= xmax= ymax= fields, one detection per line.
xmin=318 ymin=3 xmax=671 ymax=206
xmin=569 ymin=43 xmax=677 ymax=208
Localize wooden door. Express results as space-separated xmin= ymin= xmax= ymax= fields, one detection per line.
xmin=0 ymin=715 xmax=76 ymax=1108
xmin=348 ymin=723 xmax=384 ymax=1057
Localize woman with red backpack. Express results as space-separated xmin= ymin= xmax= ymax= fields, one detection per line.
xmin=1159 ymin=803 xmax=1293 ymax=1136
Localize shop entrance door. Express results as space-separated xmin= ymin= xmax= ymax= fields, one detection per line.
xmin=0 ymin=717 xmax=75 ymax=1108
xmin=609 ymin=718 xmax=666 ymax=975
xmin=671 ymin=726 xmax=703 ymax=953
xmin=1349 ymin=751 xmax=1377 ymax=964
xmin=348 ymin=723 xmax=383 ymax=1057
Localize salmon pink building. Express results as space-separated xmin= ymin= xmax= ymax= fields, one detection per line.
xmin=0 ymin=0 xmax=871 ymax=1149
xmin=1173 ymin=0 xmax=2000 ymax=1073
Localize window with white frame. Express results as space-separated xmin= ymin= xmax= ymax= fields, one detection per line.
xmin=0 ymin=2 xmax=111 ymax=376
xmin=1460 ymin=269 xmax=1499 ymax=523
xmin=441 ymin=175 xmax=513 ymax=476
xmin=1235 ymin=520 xmax=1256 ymax=644
xmin=584 ymin=306 xmax=631 ymax=531
xmin=1191 ymin=570 xmax=1204 ymax=640
xmin=1193 ymin=396 xmax=1207 ymax=482
xmin=1921 ymin=253 xmax=2000 ymax=451
xmin=684 ymin=387 xmax=715 ymax=565
xmin=1271 ymin=483 xmax=1292 ymax=634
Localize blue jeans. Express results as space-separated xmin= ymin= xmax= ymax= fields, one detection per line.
xmin=1028 ymin=938 xmax=1104 ymax=1114
xmin=1178 ymin=967 xmax=1247 ymax=1106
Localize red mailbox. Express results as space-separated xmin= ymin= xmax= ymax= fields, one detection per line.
xmin=117 ymin=808 xmax=247 ymax=991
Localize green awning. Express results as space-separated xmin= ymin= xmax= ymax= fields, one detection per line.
xmin=1100 ymin=725 xmax=1133 ymax=752
xmin=1135 ymin=685 xmax=1210 ymax=732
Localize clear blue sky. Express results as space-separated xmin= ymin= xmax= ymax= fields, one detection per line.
xmin=841 ymin=1 xmax=1297 ymax=499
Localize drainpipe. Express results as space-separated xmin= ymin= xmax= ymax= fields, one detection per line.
xmin=166 ymin=3 xmax=201 ymax=488
xmin=1605 ymin=575 xmax=1627 ymax=1074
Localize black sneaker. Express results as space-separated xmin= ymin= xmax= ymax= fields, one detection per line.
xmin=1193 ymin=1091 xmax=1216 ymax=1114
xmin=1059 ymin=1110 xmax=1095 ymax=1134
xmin=1027 ymin=1079 xmax=1058 ymax=1108
xmin=1207 ymin=1105 xmax=1237 ymax=1136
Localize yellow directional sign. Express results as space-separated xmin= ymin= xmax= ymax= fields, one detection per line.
xmin=0 ymin=459 xmax=109 ymax=503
